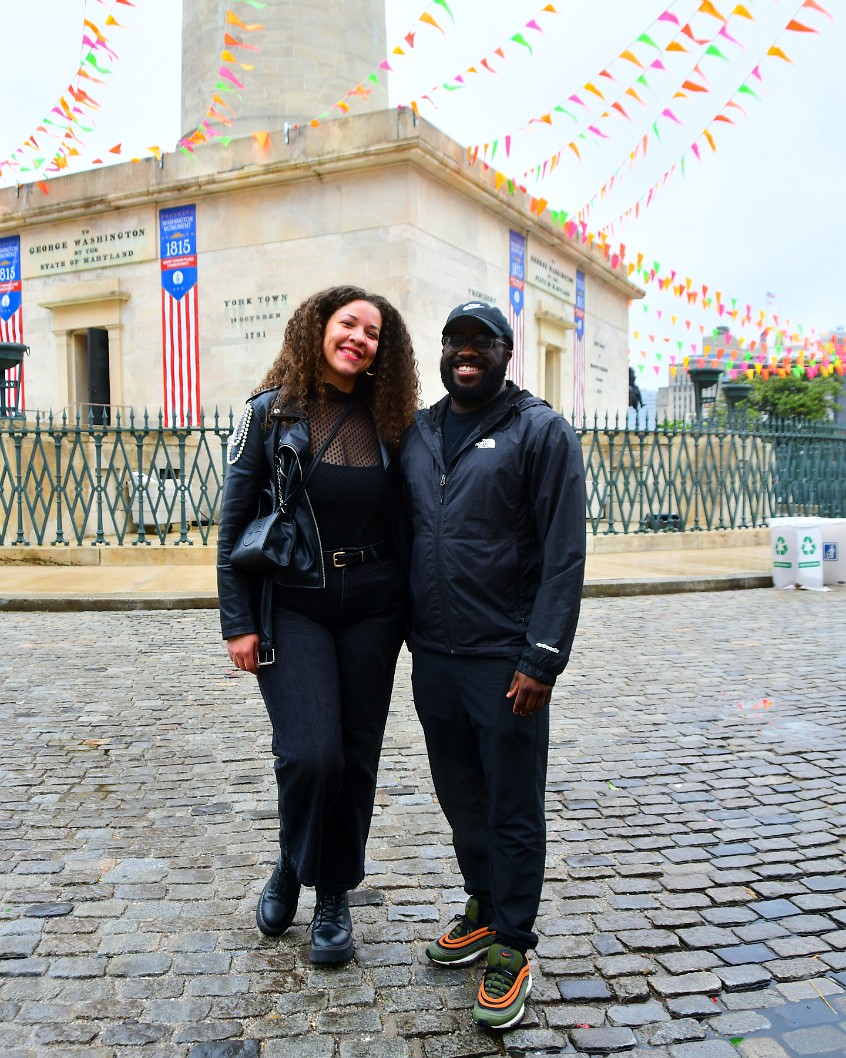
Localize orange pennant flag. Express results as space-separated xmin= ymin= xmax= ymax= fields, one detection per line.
xmin=83 ymin=19 xmax=106 ymax=42
xmin=420 ymin=12 xmax=444 ymax=33
xmin=108 ymin=143 xmax=122 ymax=154
xmin=253 ymin=131 xmax=269 ymax=149
xmin=224 ymin=32 xmax=259 ymax=50
xmin=785 ymin=19 xmax=817 ymax=32
xmin=226 ymin=11 xmax=263 ymax=31
xmin=619 ymin=49 xmax=644 ymax=68
xmin=802 ymin=0 xmax=833 ymax=17
xmin=699 ymin=1 xmax=725 ymax=18
xmin=767 ymin=46 xmax=792 ymax=61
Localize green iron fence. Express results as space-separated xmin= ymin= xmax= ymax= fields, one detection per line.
xmin=0 ymin=409 xmax=844 ymax=546
xmin=0 ymin=409 xmax=229 ymax=547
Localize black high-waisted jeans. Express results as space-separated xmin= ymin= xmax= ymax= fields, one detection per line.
xmin=256 ymin=556 xmax=406 ymax=891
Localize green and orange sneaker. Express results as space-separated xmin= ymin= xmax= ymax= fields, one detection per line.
xmin=472 ymin=943 xmax=532 ymax=1030
xmin=426 ymin=897 xmax=496 ymax=966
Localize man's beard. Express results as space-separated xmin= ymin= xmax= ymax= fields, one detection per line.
xmin=440 ymin=354 xmax=509 ymax=408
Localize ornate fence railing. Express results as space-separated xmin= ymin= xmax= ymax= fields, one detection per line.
xmin=0 ymin=409 xmax=844 ymax=546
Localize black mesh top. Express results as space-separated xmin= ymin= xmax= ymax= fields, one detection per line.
xmin=306 ymin=387 xmax=390 ymax=551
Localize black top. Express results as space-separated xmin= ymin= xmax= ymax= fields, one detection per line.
xmin=306 ymin=387 xmax=389 ymax=551
xmin=442 ymin=402 xmax=491 ymax=465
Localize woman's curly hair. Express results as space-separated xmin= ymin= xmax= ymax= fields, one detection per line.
xmin=255 ymin=285 xmax=420 ymax=447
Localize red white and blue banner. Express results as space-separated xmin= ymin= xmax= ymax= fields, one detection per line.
xmin=0 ymin=234 xmax=25 ymax=411
xmin=573 ymin=268 xmax=586 ymax=423
xmin=160 ymin=205 xmax=201 ymax=427
xmin=507 ymin=230 xmax=526 ymax=387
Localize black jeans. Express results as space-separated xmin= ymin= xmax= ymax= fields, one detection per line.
xmin=411 ymin=647 xmax=549 ymax=951
xmin=257 ymin=556 xmax=406 ymax=891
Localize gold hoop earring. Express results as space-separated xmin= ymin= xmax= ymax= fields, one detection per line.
xmin=365 ymin=365 xmax=377 ymax=377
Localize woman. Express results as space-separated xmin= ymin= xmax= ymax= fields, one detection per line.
xmin=217 ymin=285 xmax=418 ymax=964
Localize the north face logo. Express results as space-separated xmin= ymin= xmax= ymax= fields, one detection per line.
xmin=475 ymin=438 xmax=496 ymax=449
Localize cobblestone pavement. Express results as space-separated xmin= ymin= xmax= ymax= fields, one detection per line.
xmin=2 ymin=587 xmax=846 ymax=1058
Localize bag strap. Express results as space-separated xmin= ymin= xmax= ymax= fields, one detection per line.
xmin=258 ymin=394 xmax=357 ymax=666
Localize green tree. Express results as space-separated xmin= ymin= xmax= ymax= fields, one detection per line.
xmin=747 ymin=371 xmax=844 ymax=422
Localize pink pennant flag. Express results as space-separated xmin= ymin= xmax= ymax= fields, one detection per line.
xmin=218 ymin=66 xmax=245 ymax=88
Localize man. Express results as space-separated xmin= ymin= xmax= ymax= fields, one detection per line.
xmin=400 ymin=301 xmax=586 ymax=1030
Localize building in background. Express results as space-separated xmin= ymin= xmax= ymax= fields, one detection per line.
xmin=0 ymin=2 xmax=641 ymax=424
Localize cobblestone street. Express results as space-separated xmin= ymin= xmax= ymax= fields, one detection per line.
xmin=2 ymin=587 xmax=846 ymax=1058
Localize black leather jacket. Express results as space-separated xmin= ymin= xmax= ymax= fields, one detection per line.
xmin=216 ymin=387 xmax=402 ymax=640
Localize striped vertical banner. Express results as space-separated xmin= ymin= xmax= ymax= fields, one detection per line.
xmin=0 ymin=235 xmax=25 ymax=412
xmin=573 ymin=268 xmax=586 ymax=423
xmin=507 ymin=230 xmax=526 ymax=386
xmin=160 ymin=205 xmax=201 ymax=426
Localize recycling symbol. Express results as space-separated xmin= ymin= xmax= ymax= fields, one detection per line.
xmin=775 ymin=536 xmax=788 ymax=556
xmin=801 ymin=535 xmax=816 ymax=556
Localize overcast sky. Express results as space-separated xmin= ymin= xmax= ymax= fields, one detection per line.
xmin=3 ymin=0 xmax=842 ymax=387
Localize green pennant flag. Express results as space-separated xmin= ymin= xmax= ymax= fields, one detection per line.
xmin=705 ymin=45 xmax=728 ymax=60
xmin=512 ymin=33 xmax=532 ymax=54
xmin=738 ymin=84 xmax=759 ymax=99
xmin=554 ymin=106 xmax=578 ymax=122
xmin=637 ymin=33 xmax=660 ymax=50
xmin=83 ymin=53 xmax=111 ymax=75
xmin=434 ymin=0 xmax=455 ymax=21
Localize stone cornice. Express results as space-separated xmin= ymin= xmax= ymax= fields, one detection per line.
xmin=1 ymin=108 xmax=643 ymax=301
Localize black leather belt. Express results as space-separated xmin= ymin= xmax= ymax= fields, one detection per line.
xmin=323 ymin=542 xmax=390 ymax=569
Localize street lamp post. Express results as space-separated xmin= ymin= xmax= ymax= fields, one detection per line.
xmin=687 ymin=365 xmax=723 ymax=421
xmin=0 ymin=342 xmax=28 ymax=418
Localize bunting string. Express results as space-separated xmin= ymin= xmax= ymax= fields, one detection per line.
xmin=403 ymin=2 xmax=559 ymax=118
xmin=306 ymin=0 xmax=458 ymax=128
xmin=573 ymin=0 xmax=831 ymax=231
xmin=177 ymin=3 xmax=267 ymax=154
xmin=511 ymin=0 xmax=755 ymax=189
xmin=0 ymin=0 xmax=134 ymax=193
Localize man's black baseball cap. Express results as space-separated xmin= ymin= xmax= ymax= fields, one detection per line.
xmin=442 ymin=301 xmax=514 ymax=346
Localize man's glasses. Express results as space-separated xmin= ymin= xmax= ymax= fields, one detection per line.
xmin=442 ymin=334 xmax=510 ymax=353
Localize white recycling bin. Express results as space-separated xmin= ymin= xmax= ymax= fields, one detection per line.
xmin=769 ymin=517 xmax=823 ymax=589
xmin=820 ymin=518 xmax=846 ymax=586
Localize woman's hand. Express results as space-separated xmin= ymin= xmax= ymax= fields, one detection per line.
xmin=227 ymin=633 xmax=260 ymax=675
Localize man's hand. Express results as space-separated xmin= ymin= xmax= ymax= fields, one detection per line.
xmin=506 ymin=671 xmax=552 ymax=716
xmin=227 ymin=632 xmax=260 ymax=675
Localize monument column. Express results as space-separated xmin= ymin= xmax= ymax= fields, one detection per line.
xmin=181 ymin=0 xmax=388 ymax=140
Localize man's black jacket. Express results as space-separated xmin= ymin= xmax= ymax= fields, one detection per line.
xmin=399 ymin=382 xmax=586 ymax=685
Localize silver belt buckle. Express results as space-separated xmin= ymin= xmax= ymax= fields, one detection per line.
xmin=258 ymin=649 xmax=276 ymax=667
